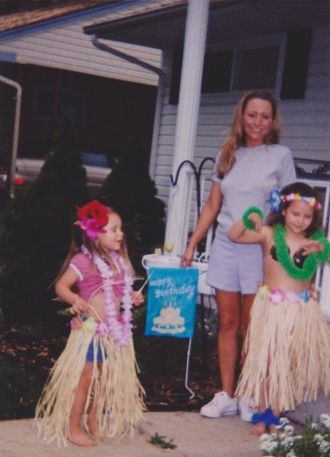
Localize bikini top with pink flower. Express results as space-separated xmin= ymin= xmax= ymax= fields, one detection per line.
xmin=69 ymin=252 xmax=124 ymax=303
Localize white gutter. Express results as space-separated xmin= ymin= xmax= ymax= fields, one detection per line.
xmin=0 ymin=74 xmax=22 ymax=198
xmin=91 ymin=34 xmax=164 ymax=77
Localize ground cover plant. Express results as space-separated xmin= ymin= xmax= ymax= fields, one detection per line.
xmin=259 ymin=416 xmax=330 ymax=457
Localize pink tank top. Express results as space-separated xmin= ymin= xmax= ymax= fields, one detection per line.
xmin=69 ymin=252 xmax=124 ymax=302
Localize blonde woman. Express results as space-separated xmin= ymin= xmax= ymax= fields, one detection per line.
xmin=181 ymin=91 xmax=296 ymax=421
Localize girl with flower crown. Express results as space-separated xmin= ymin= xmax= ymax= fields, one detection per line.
xmin=35 ymin=200 xmax=145 ymax=447
xmin=228 ymin=181 xmax=330 ymax=436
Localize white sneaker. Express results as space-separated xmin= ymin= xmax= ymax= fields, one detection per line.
xmin=200 ymin=391 xmax=238 ymax=418
xmin=238 ymin=397 xmax=257 ymax=422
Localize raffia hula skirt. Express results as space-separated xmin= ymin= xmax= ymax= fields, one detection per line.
xmin=236 ymin=285 xmax=330 ymax=412
xmin=35 ymin=316 xmax=145 ymax=447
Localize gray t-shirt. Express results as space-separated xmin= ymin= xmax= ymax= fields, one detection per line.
xmin=212 ymin=144 xmax=296 ymax=235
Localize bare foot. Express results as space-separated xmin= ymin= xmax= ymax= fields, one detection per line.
xmin=250 ymin=422 xmax=267 ymax=436
xmin=69 ymin=429 xmax=96 ymax=447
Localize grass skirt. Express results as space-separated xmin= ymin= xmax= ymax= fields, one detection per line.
xmin=35 ymin=325 xmax=145 ymax=446
xmin=236 ymin=285 xmax=330 ymax=412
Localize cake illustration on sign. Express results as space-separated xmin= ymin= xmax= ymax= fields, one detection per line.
xmin=152 ymin=303 xmax=186 ymax=334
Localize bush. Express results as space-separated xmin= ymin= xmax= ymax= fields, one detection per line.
xmin=0 ymin=121 xmax=89 ymax=323
xmin=100 ymin=146 xmax=165 ymax=274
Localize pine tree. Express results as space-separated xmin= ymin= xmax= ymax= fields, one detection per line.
xmin=0 ymin=120 xmax=89 ymax=323
xmin=100 ymin=146 xmax=165 ymax=273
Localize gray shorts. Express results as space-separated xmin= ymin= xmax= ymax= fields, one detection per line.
xmin=206 ymin=231 xmax=263 ymax=294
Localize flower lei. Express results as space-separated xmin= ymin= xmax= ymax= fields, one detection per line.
xmin=274 ymin=224 xmax=330 ymax=281
xmin=268 ymin=187 xmax=322 ymax=212
xmin=81 ymin=245 xmax=134 ymax=346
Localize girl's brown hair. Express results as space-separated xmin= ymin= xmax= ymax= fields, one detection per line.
xmin=54 ymin=207 xmax=132 ymax=285
xmin=267 ymin=182 xmax=323 ymax=237
xmin=218 ymin=90 xmax=280 ymax=177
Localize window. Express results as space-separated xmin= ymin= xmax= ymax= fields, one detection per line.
xmin=34 ymin=85 xmax=86 ymax=125
xmin=169 ymin=30 xmax=311 ymax=104
xmin=201 ymin=50 xmax=233 ymax=93
xmin=232 ymin=47 xmax=279 ymax=91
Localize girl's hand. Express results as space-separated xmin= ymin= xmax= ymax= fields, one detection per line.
xmin=301 ymin=240 xmax=324 ymax=255
xmin=132 ymin=291 xmax=144 ymax=307
xmin=71 ymin=295 xmax=89 ymax=314
xmin=181 ymin=246 xmax=194 ymax=267
xmin=248 ymin=213 xmax=263 ymax=233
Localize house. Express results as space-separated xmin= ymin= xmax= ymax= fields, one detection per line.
xmin=85 ymin=0 xmax=330 ymax=421
xmin=0 ymin=0 xmax=162 ymax=168
xmin=86 ymin=2 xmax=330 ymax=269
xmin=1 ymin=0 xmax=329 ymax=420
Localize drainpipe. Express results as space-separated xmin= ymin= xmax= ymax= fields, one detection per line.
xmin=91 ymin=34 xmax=164 ymax=77
xmin=0 ymin=74 xmax=22 ymax=199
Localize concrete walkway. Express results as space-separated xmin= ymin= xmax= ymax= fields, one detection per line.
xmin=0 ymin=412 xmax=260 ymax=457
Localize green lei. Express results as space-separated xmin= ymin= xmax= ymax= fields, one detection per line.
xmin=273 ymin=224 xmax=330 ymax=281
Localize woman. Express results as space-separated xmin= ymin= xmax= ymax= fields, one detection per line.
xmin=181 ymin=90 xmax=296 ymax=421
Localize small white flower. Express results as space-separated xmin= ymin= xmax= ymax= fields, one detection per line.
xmin=282 ymin=436 xmax=295 ymax=448
xmin=287 ymin=451 xmax=297 ymax=457
xmin=279 ymin=417 xmax=290 ymax=426
xmin=320 ymin=413 xmax=330 ymax=428
xmin=259 ymin=433 xmax=272 ymax=442
xmin=319 ymin=439 xmax=330 ymax=453
xmin=314 ymin=433 xmax=323 ymax=443
xmin=284 ymin=424 xmax=295 ymax=435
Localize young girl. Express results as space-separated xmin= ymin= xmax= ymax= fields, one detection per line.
xmin=228 ymin=182 xmax=330 ymax=435
xmin=35 ymin=200 xmax=145 ymax=447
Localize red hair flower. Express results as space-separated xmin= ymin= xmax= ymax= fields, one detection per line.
xmin=76 ymin=200 xmax=109 ymax=240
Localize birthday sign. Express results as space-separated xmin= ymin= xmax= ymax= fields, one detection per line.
xmin=145 ymin=267 xmax=198 ymax=338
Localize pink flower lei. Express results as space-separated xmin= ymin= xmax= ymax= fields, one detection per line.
xmin=81 ymin=245 xmax=134 ymax=346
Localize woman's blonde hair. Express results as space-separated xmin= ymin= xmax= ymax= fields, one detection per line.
xmin=218 ymin=90 xmax=281 ymax=177
xmin=54 ymin=207 xmax=132 ymax=285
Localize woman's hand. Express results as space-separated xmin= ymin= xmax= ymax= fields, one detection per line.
xmin=132 ymin=290 xmax=144 ymax=307
xmin=181 ymin=246 xmax=194 ymax=267
xmin=181 ymin=183 xmax=222 ymax=268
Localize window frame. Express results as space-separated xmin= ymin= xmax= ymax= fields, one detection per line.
xmin=213 ymin=32 xmax=287 ymax=95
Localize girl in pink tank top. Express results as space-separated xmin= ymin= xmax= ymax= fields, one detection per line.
xmin=36 ymin=200 xmax=145 ymax=447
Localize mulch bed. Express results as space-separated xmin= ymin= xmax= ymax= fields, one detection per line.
xmin=0 ymin=322 xmax=219 ymax=414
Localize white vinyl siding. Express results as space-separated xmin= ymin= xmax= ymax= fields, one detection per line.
xmin=0 ymin=8 xmax=161 ymax=86
xmin=281 ymin=26 xmax=330 ymax=160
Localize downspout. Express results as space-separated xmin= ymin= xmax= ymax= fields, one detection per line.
xmin=91 ymin=34 xmax=164 ymax=77
xmin=0 ymin=74 xmax=22 ymax=199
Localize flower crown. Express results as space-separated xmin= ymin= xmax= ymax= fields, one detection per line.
xmin=268 ymin=187 xmax=322 ymax=212
xmin=76 ymin=200 xmax=109 ymax=240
